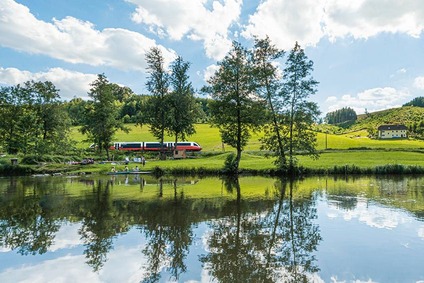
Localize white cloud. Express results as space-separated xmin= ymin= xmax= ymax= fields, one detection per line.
xmin=0 ymin=0 xmax=176 ymax=71
xmin=325 ymin=87 xmax=410 ymax=114
xmin=324 ymin=0 xmax=424 ymax=40
xmin=49 ymin=223 xmax=82 ymax=252
xmin=242 ymin=0 xmax=326 ymax=50
xmin=397 ymin=68 xmax=407 ymax=74
xmin=413 ymin=76 xmax=424 ymax=89
xmin=203 ymin=64 xmax=219 ymax=82
xmin=242 ymin=0 xmax=424 ymax=50
xmin=0 ymin=67 xmax=97 ymax=100
xmin=329 ymin=197 xmax=410 ymax=230
xmin=419 ymin=226 xmax=424 ymax=240
xmin=0 ymin=255 xmax=101 ymax=283
xmin=127 ymin=0 xmax=242 ymax=60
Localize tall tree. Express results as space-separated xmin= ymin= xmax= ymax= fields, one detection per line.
xmin=31 ymin=81 xmax=71 ymax=155
xmin=281 ymin=42 xmax=320 ymax=172
xmin=204 ymin=41 xmax=266 ymax=173
xmin=143 ymin=47 xmax=171 ymax=158
xmin=80 ymin=74 xmax=127 ymax=160
xmin=252 ymin=36 xmax=287 ymax=168
xmin=0 ymin=84 xmax=29 ymax=154
xmin=168 ymin=56 xmax=198 ymax=148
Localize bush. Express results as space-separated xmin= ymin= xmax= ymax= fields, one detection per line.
xmin=222 ymin=153 xmax=238 ymax=174
xmin=0 ymin=164 xmax=35 ymax=176
xmin=21 ymin=155 xmax=79 ymax=165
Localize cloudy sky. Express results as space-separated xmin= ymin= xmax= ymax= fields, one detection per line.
xmin=1 ymin=0 xmax=424 ymax=115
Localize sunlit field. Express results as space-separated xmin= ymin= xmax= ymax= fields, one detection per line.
xmin=72 ymin=124 xmax=424 ymax=151
xmin=66 ymin=123 xmax=424 ymax=171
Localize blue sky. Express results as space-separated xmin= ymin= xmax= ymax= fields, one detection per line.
xmin=1 ymin=0 xmax=424 ymax=115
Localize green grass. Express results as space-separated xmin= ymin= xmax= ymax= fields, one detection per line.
xmin=95 ymin=150 xmax=424 ymax=173
xmin=72 ymin=123 xmax=424 ymax=151
xmin=31 ymin=124 xmax=424 ymax=175
xmin=299 ymin=150 xmax=424 ymax=169
xmin=316 ymin=130 xmax=424 ymax=150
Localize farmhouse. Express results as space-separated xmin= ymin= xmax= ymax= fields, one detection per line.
xmin=377 ymin=124 xmax=408 ymax=139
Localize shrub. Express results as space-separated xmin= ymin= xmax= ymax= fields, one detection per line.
xmin=222 ymin=153 xmax=238 ymax=174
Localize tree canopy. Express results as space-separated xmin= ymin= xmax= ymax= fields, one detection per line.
xmin=204 ymin=41 xmax=266 ymax=172
xmin=80 ymin=74 xmax=128 ymax=160
xmin=0 ymin=80 xmax=71 ymax=155
xmin=403 ymin=96 xmax=424 ymax=107
xmin=325 ymin=107 xmax=357 ymax=125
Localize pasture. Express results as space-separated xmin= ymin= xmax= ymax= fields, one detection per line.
xmin=72 ymin=123 xmax=424 ymax=151
xmin=69 ymin=123 xmax=424 ymax=171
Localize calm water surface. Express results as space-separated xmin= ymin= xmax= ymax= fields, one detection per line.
xmin=0 ymin=175 xmax=423 ymax=283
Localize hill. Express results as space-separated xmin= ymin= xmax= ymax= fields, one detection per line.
xmin=318 ymin=106 xmax=424 ymax=136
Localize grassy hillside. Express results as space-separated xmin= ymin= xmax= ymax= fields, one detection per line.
xmin=354 ymin=106 xmax=423 ymax=129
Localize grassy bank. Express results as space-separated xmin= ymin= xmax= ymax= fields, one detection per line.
xmin=2 ymin=123 xmax=423 ymax=176
xmin=2 ymin=150 xmax=424 ymax=176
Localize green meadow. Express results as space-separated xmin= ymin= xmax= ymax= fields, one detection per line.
xmin=72 ymin=124 xmax=424 ymax=151
xmin=70 ymin=124 xmax=424 ymax=171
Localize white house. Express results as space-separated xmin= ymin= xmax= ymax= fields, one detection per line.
xmin=377 ymin=124 xmax=408 ymax=139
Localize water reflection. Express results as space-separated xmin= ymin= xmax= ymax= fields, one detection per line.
xmin=0 ymin=175 xmax=423 ymax=282
xmin=138 ymin=179 xmax=194 ymax=282
xmin=200 ymin=177 xmax=321 ymax=282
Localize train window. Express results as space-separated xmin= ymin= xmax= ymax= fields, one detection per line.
xmin=121 ymin=143 xmax=142 ymax=148
xmin=145 ymin=143 xmax=161 ymax=148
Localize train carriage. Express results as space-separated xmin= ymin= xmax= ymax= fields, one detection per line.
xmin=108 ymin=141 xmax=201 ymax=152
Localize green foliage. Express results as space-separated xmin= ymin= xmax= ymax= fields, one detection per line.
xmin=80 ymin=74 xmax=128 ymax=160
xmin=252 ymin=36 xmax=287 ymax=167
xmin=143 ymin=47 xmax=171 ymax=150
xmin=195 ymin=97 xmax=212 ymax=122
xmin=0 ymin=81 xmax=72 ymax=155
xmin=167 ymin=56 xmax=199 ymax=144
xmin=325 ymin=107 xmax=357 ymax=125
xmin=0 ymin=164 xmax=35 ymax=175
xmin=64 ymin=97 xmax=88 ymax=126
xmin=403 ymin=96 xmax=424 ymax=107
xmin=222 ymin=153 xmax=238 ymax=174
xmin=355 ymin=106 xmax=424 ymax=139
xmin=120 ymin=94 xmax=147 ymax=123
xmin=281 ymin=42 xmax=320 ymax=170
xmin=205 ymin=41 xmax=266 ymax=171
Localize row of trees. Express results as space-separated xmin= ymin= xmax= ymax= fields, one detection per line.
xmin=203 ymin=38 xmax=320 ymax=172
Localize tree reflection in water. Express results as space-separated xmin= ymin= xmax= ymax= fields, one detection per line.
xmin=78 ymin=179 xmax=130 ymax=272
xmin=200 ymin=177 xmax=321 ymax=282
xmin=0 ymin=177 xmax=61 ymax=255
xmin=0 ymin=175 xmax=322 ymax=281
xmin=138 ymin=178 xmax=193 ymax=283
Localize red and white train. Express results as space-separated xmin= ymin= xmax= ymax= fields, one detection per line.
xmin=107 ymin=141 xmax=202 ymax=152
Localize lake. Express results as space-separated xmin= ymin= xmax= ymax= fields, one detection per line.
xmin=0 ymin=174 xmax=423 ymax=283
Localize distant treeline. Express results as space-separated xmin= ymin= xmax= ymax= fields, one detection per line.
xmin=325 ymin=107 xmax=357 ymax=125
xmin=64 ymin=94 xmax=211 ymax=126
xmin=403 ymin=96 xmax=424 ymax=107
